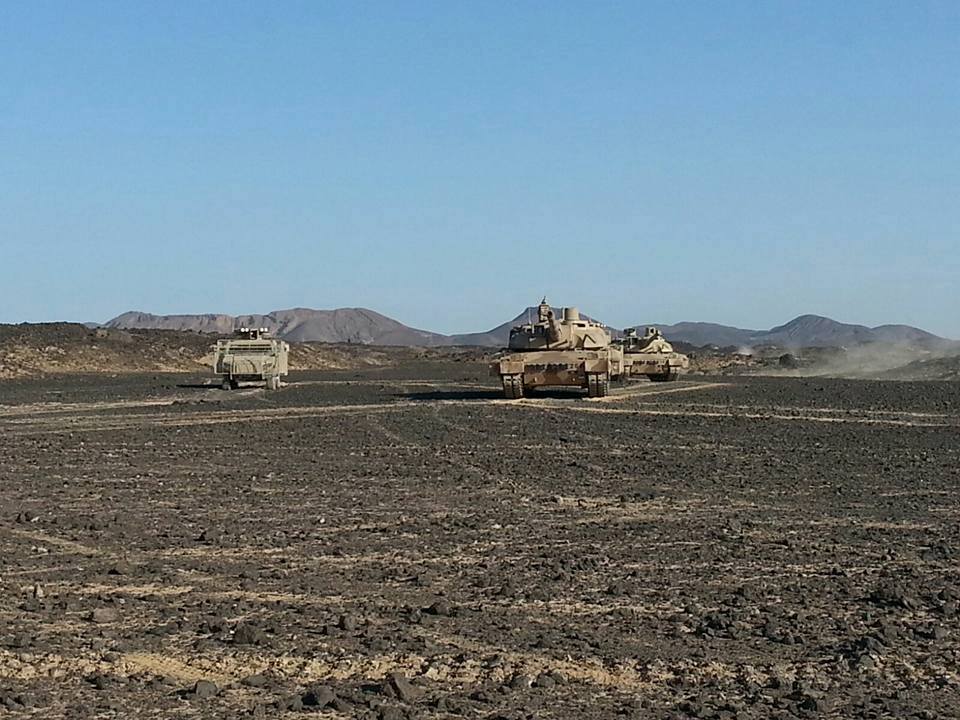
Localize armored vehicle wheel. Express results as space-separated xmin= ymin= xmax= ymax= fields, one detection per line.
xmin=221 ymin=378 xmax=233 ymax=391
xmin=587 ymin=372 xmax=609 ymax=398
xmin=502 ymin=374 xmax=524 ymax=399
xmin=650 ymin=370 xmax=677 ymax=383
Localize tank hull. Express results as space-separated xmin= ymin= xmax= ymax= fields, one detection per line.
xmin=622 ymin=351 xmax=689 ymax=382
xmin=492 ymin=348 xmax=624 ymax=398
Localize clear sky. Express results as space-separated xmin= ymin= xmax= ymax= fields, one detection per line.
xmin=1 ymin=2 xmax=957 ymax=337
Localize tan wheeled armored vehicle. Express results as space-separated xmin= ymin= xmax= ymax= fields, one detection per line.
xmin=213 ymin=328 xmax=289 ymax=390
xmin=491 ymin=299 xmax=623 ymax=399
xmin=617 ymin=326 xmax=689 ymax=382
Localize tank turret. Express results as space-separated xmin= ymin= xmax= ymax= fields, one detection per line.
xmin=508 ymin=299 xmax=612 ymax=352
xmin=620 ymin=326 xmax=676 ymax=354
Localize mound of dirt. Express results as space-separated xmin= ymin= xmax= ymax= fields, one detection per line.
xmin=0 ymin=323 xmax=491 ymax=379
xmin=871 ymin=355 xmax=960 ymax=381
xmin=0 ymin=324 xmax=212 ymax=378
xmin=688 ymin=345 xmax=960 ymax=381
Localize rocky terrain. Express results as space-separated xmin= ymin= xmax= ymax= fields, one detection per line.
xmin=694 ymin=345 xmax=960 ymax=382
xmin=871 ymin=356 xmax=960 ymax=382
xmin=0 ymin=324 xmax=487 ymax=379
xmin=0 ymin=365 xmax=958 ymax=719
xmin=0 ymin=324 xmax=212 ymax=379
xmin=4 ymin=322 xmax=958 ymax=383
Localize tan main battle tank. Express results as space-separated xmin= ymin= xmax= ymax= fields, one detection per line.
xmin=617 ymin=326 xmax=689 ymax=382
xmin=491 ymin=299 xmax=623 ymax=399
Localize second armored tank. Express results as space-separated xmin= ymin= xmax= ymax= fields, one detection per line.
xmin=491 ymin=299 xmax=623 ymax=398
xmin=617 ymin=326 xmax=689 ymax=382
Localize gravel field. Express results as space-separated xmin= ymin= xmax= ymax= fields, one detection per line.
xmin=1 ymin=364 xmax=959 ymax=719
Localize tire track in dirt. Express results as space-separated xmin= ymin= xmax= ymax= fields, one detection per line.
xmin=0 ymin=402 xmax=411 ymax=435
xmin=120 ymin=653 xmax=237 ymax=686
xmin=512 ymin=403 xmax=960 ymax=428
xmin=675 ymin=403 xmax=959 ymax=420
xmin=7 ymin=528 xmax=106 ymax=557
xmin=412 ymin=627 xmax=743 ymax=694
xmin=0 ymin=648 xmax=110 ymax=682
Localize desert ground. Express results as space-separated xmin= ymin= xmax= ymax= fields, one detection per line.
xmin=1 ymin=361 xmax=958 ymax=719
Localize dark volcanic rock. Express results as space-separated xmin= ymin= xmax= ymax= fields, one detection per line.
xmin=302 ymin=684 xmax=336 ymax=708
xmin=191 ymin=680 xmax=218 ymax=699
xmin=379 ymin=707 xmax=407 ymax=720
xmin=88 ymin=673 xmax=112 ymax=690
xmin=508 ymin=673 xmax=533 ymax=690
xmin=232 ymin=623 xmax=266 ymax=645
xmin=241 ymin=674 xmax=269 ymax=688
xmin=197 ymin=527 xmax=221 ymax=543
xmin=274 ymin=695 xmax=304 ymax=712
xmin=869 ymin=582 xmax=919 ymax=610
xmin=339 ymin=613 xmax=358 ymax=631
xmin=108 ymin=560 xmax=136 ymax=575
xmin=424 ymin=599 xmax=453 ymax=617
xmin=381 ymin=673 xmax=423 ymax=703
xmin=89 ymin=607 xmax=120 ymax=624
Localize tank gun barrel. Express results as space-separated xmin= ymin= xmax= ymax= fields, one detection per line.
xmin=545 ymin=309 xmax=561 ymax=344
xmin=536 ymin=297 xmax=563 ymax=345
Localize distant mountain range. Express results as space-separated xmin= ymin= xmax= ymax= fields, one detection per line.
xmin=104 ymin=308 xmax=956 ymax=351
xmin=107 ymin=309 xmax=448 ymax=346
xmin=647 ymin=315 xmax=953 ymax=351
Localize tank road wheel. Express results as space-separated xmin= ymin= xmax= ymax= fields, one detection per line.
xmin=587 ymin=373 xmax=609 ymax=398
xmin=650 ymin=370 xmax=677 ymax=383
xmin=502 ymin=374 xmax=524 ymax=399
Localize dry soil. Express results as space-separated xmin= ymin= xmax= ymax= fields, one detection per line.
xmin=1 ymin=363 xmax=958 ymax=719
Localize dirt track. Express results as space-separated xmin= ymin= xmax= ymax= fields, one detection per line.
xmin=1 ymin=365 xmax=959 ymax=719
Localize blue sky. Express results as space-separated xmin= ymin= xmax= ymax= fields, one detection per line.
xmin=1 ymin=2 xmax=957 ymax=336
